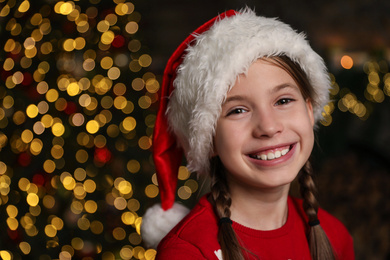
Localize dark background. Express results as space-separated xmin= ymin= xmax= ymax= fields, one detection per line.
xmin=1 ymin=0 xmax=389 ymax=259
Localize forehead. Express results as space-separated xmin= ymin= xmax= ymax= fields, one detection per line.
xmin=228 ymin=60 xmax=298 ymax=93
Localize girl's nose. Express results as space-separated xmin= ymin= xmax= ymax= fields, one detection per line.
xmin=252 ymin=111 xmax=283 ymax=138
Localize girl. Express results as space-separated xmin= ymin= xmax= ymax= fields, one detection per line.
xmin=141 ymin=8 xmax=355 ymax=260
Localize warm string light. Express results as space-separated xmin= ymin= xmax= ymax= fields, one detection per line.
xmin=0 ymin=0 xmax=202 ymax=259
xmin=320 ymin=56 xmax=390 ymax=126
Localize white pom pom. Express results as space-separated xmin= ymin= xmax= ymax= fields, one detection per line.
xmin=141 ymin=203 xmax=190 ymax=249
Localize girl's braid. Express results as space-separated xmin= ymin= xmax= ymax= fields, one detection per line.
xmin=299 ymin=159 xmax=336 ymax=260
xmin=210 ymin=157 xmax=245 ymax=260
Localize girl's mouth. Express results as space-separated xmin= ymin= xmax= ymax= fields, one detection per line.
xmin=248 ymin=145 xmax=292 ymax=161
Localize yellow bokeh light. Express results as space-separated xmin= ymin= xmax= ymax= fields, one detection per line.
xmin=83 ymin=179 xmax=96 ymax=193
xmin=145 ymin=249 xmax=157 ymax=260
xmin=84 ymin=200 xmax=98 ymax=213
xmin=126 ymin=160 xmax=140 ymax=174
xmin=114 ymin=197 xmax=127 ymax=210
xmin=146 ymin=78 xmax=160 ymax=93
xmin=18 ymin=178 xmax=30 ymax=191
xmin=51 ymin=144 xmax=64 ymax=159
xmin=101 ymin=31 xmax=115 ymax=45
xmin=43 ymin=195 xmax=56 ymax=209
xmin=145 ymin=184 xmax=159 ymax=198
xmin=41 ymin=114 xmax=54 ymax=128
xmin=86 ymin=120 xmax=100 ymax=134
xmin=71 ymin=200 xmax=83 ymax=215
xmin=122 ymin=117 xmax=136 ymax=131
xmin=90 ymin=220 xmax=104 ymax=235
xmin=30 ymin=138 xmax=43 ymax=155
xmin=46 ymin=89 xmax=59 ymax=102
xmin=74 ymin=184 xmax=86 ymax=199
xmin=97 ymin=20 xmax=110 ymax=32
xmin=43 ymin=159 xmax=56 ymax=173
xmin=19 ymin=241 xmax=31 ymax=255
xmin=129 ymin=232 xmax=142 ymax=245
xmin=117 ymin=180 xmax=132 ymax=195
xmin=74 ymin=37 xmax=86 ymax=50
xmin=108 ymin=67 xmax=120 ymax=80
xmin=37 ymin=81 xmax=49 ymax=94
xmin=139 ymin=54 xmax=152 ymax=67
xmin=138 ymin=96 xmax=152 ymax=109
xmin=52 ymin=122 xmax=65 ymax=137
xmin=3 ymin=96 xmax=14 ymax=109
xmin=133 ymin=246 xmax=145 ymax=259
xmin=75 ymin=149 xmax=89 ymax=163
xmin=74 ymin=168 xmax=86 ymax=181
xmin=83 ymin=58 xmax=95 ymax=71
xmin=6 ymin=205 xmax=18 ymax=218
xmin=59 ymin=2 xmax=74 ymax=15
xmin=120 ymin=246 xmax=133 ymax=259
xmin=67 ymin=82 xmax=80 ymax=96
xmin=112 ymin=227 xmax=126 ymax=240
xmin=45 ymin=224 xmax=57 ymax=237
xmin=71 ymin=237 xmax=84 ymax=251
xmin=7 ymin=218 xmax=19 ymax=230
xmin=121 ymin=211 xmax=136 ymax=225
xmin=114 ymin=96 xmax=127 ymax=109
xmin=18 ymin=0 xmax=30 ymax=13
xmin=27 ymin=193 xmax=39 ymax=206
xmin=26 ymin=104 xmax=39 ymax=118
xmin=3 ymin=58 xmax=14 ymax=71
xmin=178 ymin=186 xmax=192 ymax=200
xmin=0 ymin=5 xmax=11 ymax=17
xmin=125 ymin=21 xmax=138 ymax=34
xmin=138 ymin=136 xmax=151 ymax=150
xmin=51 ymin=216 xmax=64 ymax=230
xmin=63 ymin=176 xmax=76 ymax=190
xmin=178 ymin=166 xmax=190 ymax=180
xmin=0 ymin=161 xmax=7 ymax=175
xmin=37 ymin=101 xmax=49 ymax=114
xmin=185 ymin=179 xmax=199 ymax=193
xmin=21 ymin=129 xmax=34 ymax=143
xmin=101 ymin=57 xmax=113 ymax=70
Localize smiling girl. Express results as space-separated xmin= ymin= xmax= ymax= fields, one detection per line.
xmin=141 ymin=8 xmax=354 ymax=260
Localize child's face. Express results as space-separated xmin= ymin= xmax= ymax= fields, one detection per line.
xmin=214 ymin=59 xmax=315 ymax=193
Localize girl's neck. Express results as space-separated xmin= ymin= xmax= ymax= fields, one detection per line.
xmin=229 ymin=184 xmax=290 ymax=231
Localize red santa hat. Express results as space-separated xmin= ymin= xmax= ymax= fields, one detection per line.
xmin=141 ymin=8 xmax=330 ymax=249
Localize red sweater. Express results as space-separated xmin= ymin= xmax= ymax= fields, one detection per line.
xmin=156 ymin=195 xmax=354 ymax=260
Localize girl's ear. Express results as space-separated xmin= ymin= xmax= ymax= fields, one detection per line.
xmin=305 ymin=99 xmax=315 ymax=127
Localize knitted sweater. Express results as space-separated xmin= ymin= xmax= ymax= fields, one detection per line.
xmin=156 ymin=195 xmax=354 ymax=259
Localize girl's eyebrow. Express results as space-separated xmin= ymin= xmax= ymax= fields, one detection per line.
xmin=223 ymin=95 xmax=246 ymax=105
xmin=270 ymin=83 xmax=299 ymax=94
xmin=223 ymin=83 xmax=299 ymax=105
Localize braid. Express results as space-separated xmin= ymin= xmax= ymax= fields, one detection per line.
xmin=210 ymin=157 xmax=245 ymax=260
xmin=299 ymin=160 xmax=336 ymax=260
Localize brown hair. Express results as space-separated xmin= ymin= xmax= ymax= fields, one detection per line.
xmin=209 ymin=56 xmax=336 ymax=260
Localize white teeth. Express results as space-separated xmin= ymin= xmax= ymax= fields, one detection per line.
xmin=252 ymin=147 xmax=290 ymax=161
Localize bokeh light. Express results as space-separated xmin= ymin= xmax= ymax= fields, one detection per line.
xmin=0 ymin=0 xmax=169 ymax=259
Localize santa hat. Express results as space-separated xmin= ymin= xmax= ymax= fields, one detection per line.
xmin=141 ymin=8 xmax=330 ymax=249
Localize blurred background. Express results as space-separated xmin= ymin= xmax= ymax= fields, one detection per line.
xmin=0 ymin=0 xmax=389 ymax=259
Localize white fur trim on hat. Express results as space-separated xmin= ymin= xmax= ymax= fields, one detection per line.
xmin=141 ymin=203 xmax=190 ymax=249
xmin=167 ymin=8 xmax=330 ymax=175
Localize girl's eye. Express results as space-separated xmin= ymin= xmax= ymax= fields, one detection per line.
xmin=227 ymin=108 xmax=247 ymax=116
xmin=276 ymin=98 xmax=294 ymax=106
